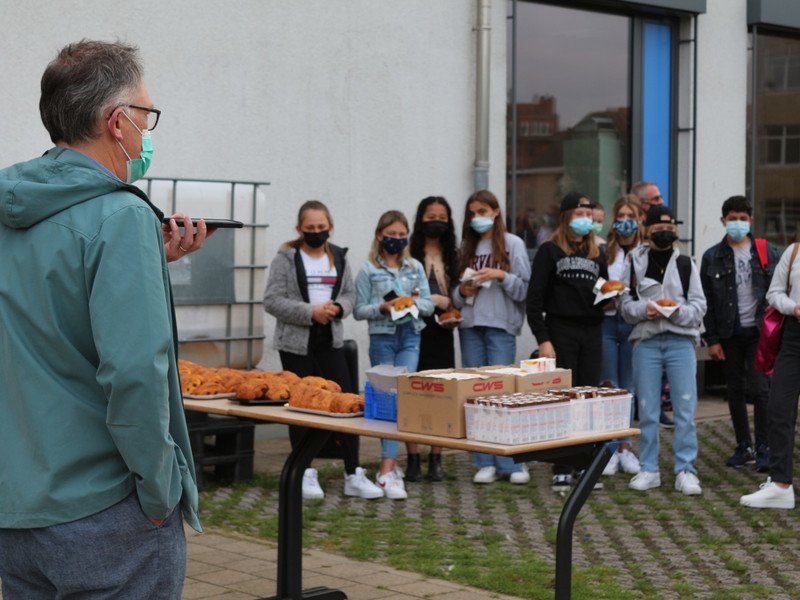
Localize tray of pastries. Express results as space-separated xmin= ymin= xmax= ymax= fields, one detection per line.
xmin=179 ymin=360 xmax=365 ymax=414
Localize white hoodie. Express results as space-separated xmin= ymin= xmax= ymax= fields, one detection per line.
xmin=619 ymin=244 xmax=707 ymax=343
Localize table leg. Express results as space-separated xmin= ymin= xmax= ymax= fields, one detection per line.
xmin=553 ymin=443 xmax=613 ymax=600
xmin=260 ymin=428 xmax=347 ymax=600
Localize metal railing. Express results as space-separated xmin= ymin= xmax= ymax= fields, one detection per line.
xmin=140 ymin=177 xmax=270 ymax=369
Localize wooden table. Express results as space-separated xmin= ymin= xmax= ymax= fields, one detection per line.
xmin=184 ymin=399 xmax=638 ymax=600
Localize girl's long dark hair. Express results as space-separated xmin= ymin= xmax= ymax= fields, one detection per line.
xmin=458 ymin=190 xmax=510 ymax=274
xmin=409 ymin=196 xmax=459 ymax=285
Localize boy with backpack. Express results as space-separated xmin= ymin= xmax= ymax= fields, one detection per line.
xmin=700 ymin=196 xmax=779 ymax=471
xmin=620 ymin=206 xmax=708 ymax=495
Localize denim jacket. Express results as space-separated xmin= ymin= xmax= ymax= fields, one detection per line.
xmin=699 ymin=234 xmax=780 ymax=346
xmin=354 ymin=255 xmax=434 ymax=335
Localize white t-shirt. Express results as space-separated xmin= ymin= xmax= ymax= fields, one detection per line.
xmin=300 ymin=250 xmax=337 ymax=305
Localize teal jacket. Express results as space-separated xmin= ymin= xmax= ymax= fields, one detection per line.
xmin=0 ymin=147 xmax=201 ymax=531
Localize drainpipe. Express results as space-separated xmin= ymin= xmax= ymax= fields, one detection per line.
xmin=474 ymin=0 xmax=491 ymax=192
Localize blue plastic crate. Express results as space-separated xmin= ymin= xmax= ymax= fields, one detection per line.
xmin=364 ymin=381 xmax=397 ymax=422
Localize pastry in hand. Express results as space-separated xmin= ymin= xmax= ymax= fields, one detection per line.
xmin=600 ymin=280 xmax=625 ymax=294
xmin=393 ymin=296 xmax=415 ymax=311
xmin=655 ymin=298 xmax=678 ymax=307
xmin=439 ymin=309 xmax=462 ymax=321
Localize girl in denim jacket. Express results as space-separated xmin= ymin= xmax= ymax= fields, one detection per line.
xmin=354 ymin=210 xmax=433 ymax=499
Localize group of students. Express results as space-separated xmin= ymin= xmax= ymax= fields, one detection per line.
xmin=263 ymin=186 xmax=800 ymax=510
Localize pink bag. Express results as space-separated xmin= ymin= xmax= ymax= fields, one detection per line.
xmin=755 ymin=243 xmax=799 ymax=375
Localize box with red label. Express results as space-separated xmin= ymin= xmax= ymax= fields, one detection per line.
xmin=396 ymin=369 xmax=516 ymax=438
xmin=477 ymin=365 xmax=571 ymax=393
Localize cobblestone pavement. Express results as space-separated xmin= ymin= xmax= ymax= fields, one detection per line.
xmin=4 ymin=403 xmax=798 ymax=600
xmin=197 ymin=416 xmax=800 ymax=600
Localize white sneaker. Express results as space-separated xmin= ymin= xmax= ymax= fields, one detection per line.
xmin=344 ymin=467 xmax=384 ymax=499
xmin=675 ymin=471 xmax=702 ymax=496
xmin=392 ymin=466 xmax=406 ymax=489
xmin=302 ymin=468 xmax=324 ymax=500
xmin=740 ymin=478 xmax=795 ymax=509
xmin=376 ymin=470 xmax=408 ymax=500
xmin=629 ymin=471 xmax=661 ymax=491
xmin=509 ymin=464 xmax=530 ymax=485
xmin=602 ymin=451 xmax=620 ymax=476
xmin=618 ymin=449 xmax=641 ymax=474
xmin=473 ymin=466 xmax=499 ymax=484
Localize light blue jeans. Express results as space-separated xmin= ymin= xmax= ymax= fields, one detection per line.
xmin=460 ymin=326 xmax=523 ymax=474
xmin=370 ymin=322 xmax=420 ymax=460
xmin=0 ymin=493 xmax=185 ymax=600
xmin=600 ymin=314 xmax=636 ymax=443
xmin=632 ymin=334 xmax=698 ymax=474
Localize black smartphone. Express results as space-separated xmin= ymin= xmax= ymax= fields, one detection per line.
xmin=383 ymin=290 xmax=399 ymax=302
xmin=161 ymin=217 xmax=244 ymax=229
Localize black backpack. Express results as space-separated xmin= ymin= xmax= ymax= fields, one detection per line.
xmin=630 ymin=254 xmax=691 ymax=300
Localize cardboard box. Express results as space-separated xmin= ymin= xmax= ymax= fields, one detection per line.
xmin=514 ymin=368 xmax=572 ymax=393
xmin=477 ymin=365 xmax=572 ymax=393
xmin=396 ymin=369 xmax=516 ymax=438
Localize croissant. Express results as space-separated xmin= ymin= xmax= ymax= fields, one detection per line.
xmin=301 ymin=376 xmax=342 ymax=393
xmin=394 ymin=296 xmax=415 ymax=311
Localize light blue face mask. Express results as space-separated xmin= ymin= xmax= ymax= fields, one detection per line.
xmin=117 ymin=111 xmax=153 ymax=183
xmin=569 ymin=217 xmax=594 ymax=237
xmin=725 ymin=220 xmax=750 ymax=242
xmin=612 ymin=218 xmax=638 ymax=238
xmin=470 ymin=216 xmax=495 ymax=234
xmin=591 ymin=222 xmax=603 ymax=235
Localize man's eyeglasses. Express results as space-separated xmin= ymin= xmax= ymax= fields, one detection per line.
xmin=121 ymin=104 xmax=161 ymax=131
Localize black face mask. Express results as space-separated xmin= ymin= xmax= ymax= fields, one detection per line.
xmin=421 ymin=220 xmax=449 ymax=239
xmin=303 ymin=230 xmax=330 ymax=249
xmin=651 ymin=230 xmax=678 ymax=250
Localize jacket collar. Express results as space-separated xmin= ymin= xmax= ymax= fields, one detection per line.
xmin=376 ymin=254 xmax=411 ymax=270
xmin=714 ymin=232 xmax=755 ymax=258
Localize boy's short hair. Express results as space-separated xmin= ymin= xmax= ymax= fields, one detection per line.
xmin=721 ymin=195 xmax=752 ymax=217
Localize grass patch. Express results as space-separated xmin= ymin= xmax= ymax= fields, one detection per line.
xmin=197 ymin=420 xmax=800 ymax=599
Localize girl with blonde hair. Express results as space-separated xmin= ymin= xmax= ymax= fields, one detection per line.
xmin=600 ymin=194 xmax=644 ymax=476
xmin=354 ymin=210 xmax=433 ymax=499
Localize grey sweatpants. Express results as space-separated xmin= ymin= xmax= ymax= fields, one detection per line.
xmin=0 ymin=493 xmax=186 ymax=599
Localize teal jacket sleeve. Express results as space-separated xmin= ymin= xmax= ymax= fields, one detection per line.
xmin=85 ymin=205 xmax=185 ymax=520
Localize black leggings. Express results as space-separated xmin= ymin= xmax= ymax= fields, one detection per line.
xmin=547 ymin=316 xmax=602 ymax=475
xmin=279 ymin=326 xmax=359 ymax=475
xmin=768 ymin=318 xmax=800 ymax=483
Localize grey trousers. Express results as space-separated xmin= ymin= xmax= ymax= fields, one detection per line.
xmin=0 ymin=493 xmax=186 ymax=599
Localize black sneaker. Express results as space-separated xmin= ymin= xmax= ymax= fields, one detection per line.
xmin=726 ymin=442 xmax=756 ymax=468
xmin=659 ymin=411 xmax=675 ymax=429
xmin=551 ymin=474 xmax=572 ymax=492
xmin=755 ymin=444 xmax=770 ymax=473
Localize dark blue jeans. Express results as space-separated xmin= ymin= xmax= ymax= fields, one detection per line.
xmin=0 ymin=493 xmax=186 ymax=599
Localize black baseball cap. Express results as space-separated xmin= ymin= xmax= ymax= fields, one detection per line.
xmin=560 ymin=192 xmax=596 ymax=212
xmin=645 ymin=205 xmax=683 ymax=227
